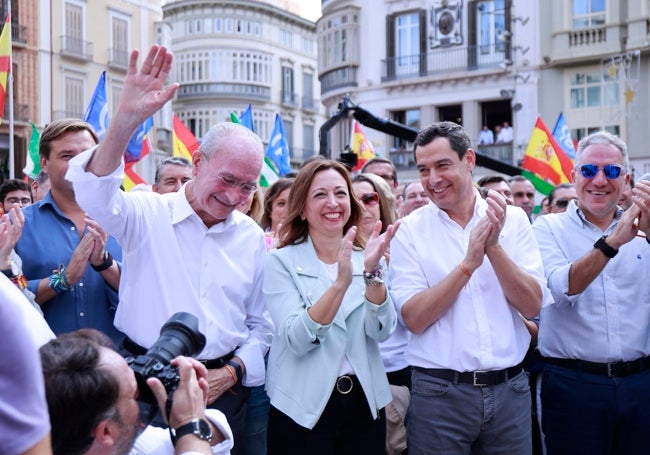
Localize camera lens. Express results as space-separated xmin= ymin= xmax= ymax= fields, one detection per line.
xmin=146 ymin=312 xmax=207 ymax=365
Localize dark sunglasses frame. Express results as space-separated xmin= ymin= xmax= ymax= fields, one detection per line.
xmin=554 ymin=198 xmax=577 ymax=208
xmin=579 ymin=164 xmax=623 ymax=180
xmin=360 ymin=192 xmax=380 ymax=205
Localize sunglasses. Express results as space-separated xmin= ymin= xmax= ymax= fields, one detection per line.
xmin=579 ymin=164 xmax=623 ymax=180
xmin=554 ymin=198 xmax=577 ymax=209
xmin=360 ymin=192 xmax=380 ymax=206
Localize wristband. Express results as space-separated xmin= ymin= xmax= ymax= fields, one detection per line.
xmin=459 ymin=262 xmax=472 ymax=278
xmin=91 ymin=251 xmax=114 ymax=272
xmin=49 ymin=265 xmax=72 ymax=294
xmin=225 ymin=360 xmax=243 ymax=384
xmin=363 ymin=266 xmax=385 ymax=286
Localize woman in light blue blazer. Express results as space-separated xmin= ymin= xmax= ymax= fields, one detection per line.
xmin=264 ymin=159 xmax=400 ymax=455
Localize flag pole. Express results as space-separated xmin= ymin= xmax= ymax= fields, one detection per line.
xmin=7 ymin=1 xmax=13 ymax=178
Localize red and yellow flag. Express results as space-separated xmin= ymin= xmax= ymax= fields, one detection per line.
xmin=122 ymin=137 xmax=150 ymax=191
xmin=0 ymin=14 xmax=12 ymax=124
xmin=350 ymin=119 xmax=376 ymax=172
xmin=521 ymin=116 xmax=574 ymax=195
xmin=173 ymin=114 xmax=200 ymax=161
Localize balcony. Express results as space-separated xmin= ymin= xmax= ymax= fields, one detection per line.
xmin=302 ymin=95 xmax=319 ymax=112
xmin=53 ymin=110 xmax=84 ymax=120
xmin=320 ymin=65 xmax=358 ymax=93
xmin=11 ymin=24 xmax=26 ymax=46
xmin=60 ymin=35 xmax=93 ymax=61
xmin=177 ymin=82 xmax=271 ymax=100
xmin=281 ymin=90 xmax=298 ymax=106
xmin=549 ymin=25 xmax=626 ymax=63
xmin=389 ymin=148 xmax=416 ymax=169
xmin=476 ymin=143 xmax=514 ymax=165
xmin=108 ymin=48 xmax=129 ymax=71
xmin=381 ymin=44 xmax=508 ymax=82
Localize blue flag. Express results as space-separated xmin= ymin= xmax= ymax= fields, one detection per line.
xmin=83 ymin=71 xmax=153 ymax=162
xmin=552 ymin=113 xmax=576 ymax=160
xmin=266 ymin=114 xmax=291 ymax=176
xmin=239 ymin=104 xmax=254 ymax=132
xmin=83 ymin=71 xmax=109 ymax=139
xmin=124 ymin=116 xmax=153 ymax=163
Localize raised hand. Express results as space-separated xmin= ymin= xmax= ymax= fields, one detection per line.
xmin=364 ymin=220 xmax=401 ymax=271
xmin=0 ymin=208 xmax=24 ymax=266
xmin=483 ymin=189 xmax=507 ymax=247
xmin=336 ymin=226 xmax=357 ymax=288
xmin=85 ymin=216 xmax=109 ymax=267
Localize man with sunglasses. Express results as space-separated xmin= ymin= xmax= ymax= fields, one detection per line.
xmin=65 ymin=46 xmax=273 ymax=454
xmin=533 ymin=131 xmax=650 ymax=454
xmin=547 ymin=183 xmax=577 ymax=214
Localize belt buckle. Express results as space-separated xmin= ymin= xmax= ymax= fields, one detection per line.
xmin=472 ymin=371 xmax=487 ymax=387
xmin=336 ymin=375 xmax=354 ymax=394
xmin=607 ymin=363 xmax=614 ymax=377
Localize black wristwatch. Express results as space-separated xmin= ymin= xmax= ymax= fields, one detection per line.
xmin=594 ymin=235 xmax=618 ymax=258
xmin=1 ymin=260 xmax=19 ymax=279
xmin=91 ymin=251 xmax=114 ymax=272
xmin=171 ymin=418 xmax=213 ymax=446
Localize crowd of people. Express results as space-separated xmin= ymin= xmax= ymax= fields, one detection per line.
xmin=2 ymin=44 xmax=650 ymax=455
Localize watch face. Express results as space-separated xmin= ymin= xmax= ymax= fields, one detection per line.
xmin=198 ymin=419 xmax=213 ymax=440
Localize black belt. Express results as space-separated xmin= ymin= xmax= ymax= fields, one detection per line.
xmin=121 ymin=336 xmax=236 ymax=370
xmin=414 ymin=363 xmax=523 ymax=387
xmin=545 ymin=356 xmax=650 ymax=378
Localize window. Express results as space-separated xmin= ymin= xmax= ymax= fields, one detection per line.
xmin=280 ymin=29 xmax=293 ymax=47
xmin=110 ymin=14 xmax=129 ymax=67
xmin=390 ymin=109 xmax=420 ymax=149
xmin=111 ymin=83 xmax=122 ymax=116
xmin=319 ymin=7 xmax=360 ymax=71
xmin=64 ymin=75 xmax=84 ymax=118
xmin=64 ymin=1 xmax=84 ymax=55
xmin=282 ymin=66 xmax=295 ymax=104
xmin=476 ymin=1 xmax=506 ymax=54
xmin=284 ymin=120 xmax=294 ymax=158
xmin=573 ymin=0 xmax=606 ymax=29
xmin=303 ymin=125 xmax=315 ymax=158
xmin=385 ymin=10 xmax=426 ymax=77
xmin=572 ymin=125 xmax=619 ymax=142
xmin=302 ymin=72 xmax=314 ymax=109
xmin=570 ymin=70 xmax=619 ymax=109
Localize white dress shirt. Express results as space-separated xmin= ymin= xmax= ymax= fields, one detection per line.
xmin=389 ymin=191 xmax=546 ymax=371
xmin=130 ymin=408 xmax=233 ymax=455
xmin=67 ymin=148 xmax=273 ymax=386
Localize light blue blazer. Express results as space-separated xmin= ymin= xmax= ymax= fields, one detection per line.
xmin=264 ymin=236 xmax=396 ymax=429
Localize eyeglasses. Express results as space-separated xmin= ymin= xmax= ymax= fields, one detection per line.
xmin=5 ymin=197 xmax=32 ymax=206
xmin=579 ymin=164 xmax=623 ymax=180
xmin=554 ymin=198 xmax=577 ymax=209
xmin=216 ymin=173 xmax=257 ymax=195
xmin=359 ymin=192 xmax=380 ymax=206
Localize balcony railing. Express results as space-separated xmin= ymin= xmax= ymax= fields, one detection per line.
xmin=381 ymin=44 xmax=509 ymax=82
xmin=476 ymin=143 xmax=514 ymax=164
xmin=281 ymin=90 xmax=298 ymax=106
xmin=302 ymin=95 xmax=319 ymax=111
xmin=11 ymin=24 xmax=27 ymax=45
xmin=109 ymin=48 xmax=129 ymax=70
xmin=568 ymin=27 xmax=606 ymax=47
xmin=60 ymin=35 xmax=93 ymax=61
xmin=389 ymin=149 xmax=416 ymax=169
xmin=177 ymin=82 xmax=271 ymax=100
xmin=320 ymin=65 xmax=358 ymax=93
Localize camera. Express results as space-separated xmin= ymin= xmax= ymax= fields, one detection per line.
xmin=127 ymin=312 xmax=206 ymax=404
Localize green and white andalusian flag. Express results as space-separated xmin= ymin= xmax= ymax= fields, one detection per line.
xmin=230 ymin=112 xmax=278 ymax=188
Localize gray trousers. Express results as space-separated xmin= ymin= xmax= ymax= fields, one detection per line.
xmin=407 ymin=368 xmax=532 ymax=455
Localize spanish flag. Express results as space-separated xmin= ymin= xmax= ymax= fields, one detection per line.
xmin=521 ymin=116 xmax=574 ymax=195
xmin=173 ymin=114 xmax=200 ymax=161
xmin=0 ymin=14 xmax=11 ymax=124
xmin=350 ymin=120 xmax=376 ymax=172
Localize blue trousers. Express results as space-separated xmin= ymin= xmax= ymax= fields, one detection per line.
xmin=408 ymin=369 xmax=532 ymax=455
xmin=541 ymin=365 xmax=650 ymax=455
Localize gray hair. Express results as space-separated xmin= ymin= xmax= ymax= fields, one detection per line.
xmin=154 ymin=156 xmax=191 ymax=185
xmin=575 ymin=131 xmax=629 ymax=171
xmin=199 ymin=122 xmax=263 ymax=159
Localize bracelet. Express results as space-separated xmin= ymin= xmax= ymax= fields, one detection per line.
xmin=91 ymin=251 xmax=114 ymax=272
xmin=224 ymin=363 xmax=238 ymax=385
xmin=225 ymin=359 xmax=243 ymax=384
xmin=49 ymin=265 xmax=73 ymax=294
xmin=459 ymin=262 xmax=472 ymax=278
xmin=363 ymin=266 xmax=385 ymax=286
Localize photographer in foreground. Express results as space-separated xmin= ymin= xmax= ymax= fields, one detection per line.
xmin=40 ymin=330 xmax=233 ymax=455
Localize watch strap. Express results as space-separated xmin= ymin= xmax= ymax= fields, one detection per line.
xmin=594 ymin=235 xmax=618 ymax=258
xmin=225 ymin=359 xmax=243 ymax=383
xmin=91 ymin=251 xmax=114 ymax=272
xmin=171 ymin=418 xmax=213 ymax=446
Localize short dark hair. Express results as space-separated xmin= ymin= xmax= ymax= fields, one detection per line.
xmin=548 ymin=183 xmax=575 ymax=206
xmin=0 ymin=178 xmax=32 ymax=203
xmin=34 ymin=170 xmax=50 ymax=185
xmin=361 ymin=157 xmax=398 ymax=185
xmin=40 ymin=333 xmax=120 ymax=455
xmin=414 ymin=122 xmax=471 ymax=160
xmin=476 ymin=174 xmax=509 ymax=188
xmin=154 ymin=156 xmax=192 ymax=185
xmin=40 ymin=119 xmax=99 ymax=160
